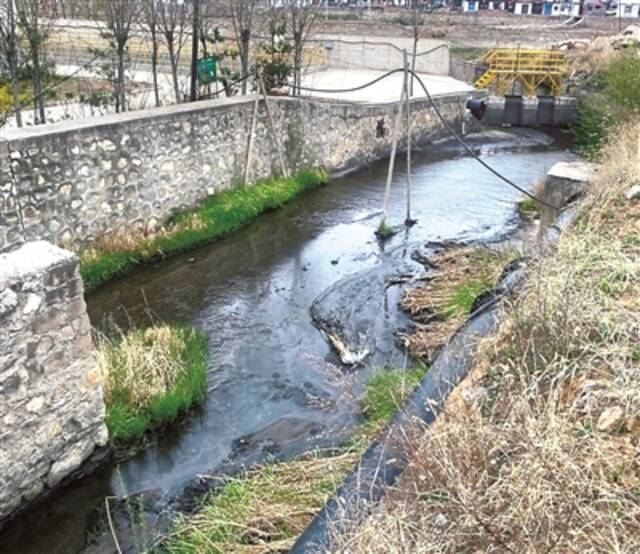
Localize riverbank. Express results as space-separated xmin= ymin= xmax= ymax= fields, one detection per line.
xmin=326 ymin=120 xmax=640 ymax=551
xmin=80 ymin=169 xmax=328 ymax=293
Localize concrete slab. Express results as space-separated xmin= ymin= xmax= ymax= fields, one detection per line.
xmin=299 ymin=69 xmax=474 ymax=104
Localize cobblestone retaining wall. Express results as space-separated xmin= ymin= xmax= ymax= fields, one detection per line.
xmin=0 ymin=93 xmax=467 ymax=253
xmin=0 ymin=241 xmax=107 ymax=521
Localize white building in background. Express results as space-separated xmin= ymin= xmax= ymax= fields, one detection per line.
xmin=615 ymin=0 xmax=640 ymax=17
xmin=461 ymin=0 xmax=582 ymax=14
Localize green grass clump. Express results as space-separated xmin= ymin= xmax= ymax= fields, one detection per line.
xmin=443 ymin=278 xmax=494 ymax=319
xmin=360 ymin=366 xmax=428 ymax=435
xmin=99 ymin=325 xmax=208 ymax=444
xmin=375 ymin=221 xmax=395 ymax=240
xmin=518 ymin=198 xmax=541 ymax=220
xmin=80 ymin=169 xmax=328 ymax=292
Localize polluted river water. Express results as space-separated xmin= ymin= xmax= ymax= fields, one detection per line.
xmin=0 ymin=129 xmax=576 ymax=553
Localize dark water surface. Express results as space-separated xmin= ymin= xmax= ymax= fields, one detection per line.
xmin=0 ymin=131 xmax=575 ymax=553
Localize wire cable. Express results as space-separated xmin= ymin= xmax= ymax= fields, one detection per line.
xmin=408 ymin=69 xmax=559 ymax=210
xmin=289 ymin=67 xmax=405 ymax=95
xmin=292 ymin=67 xmax=558 ymax=210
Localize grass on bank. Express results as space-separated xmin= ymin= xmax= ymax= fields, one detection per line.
xmin=572 ymin=48 xmax=640 ymax=158
xmin=162 ymin=366 xmax=427 ymax=553
xmin=80 ymin=169 xmax=328 ymax=293
xmin=329 ymin=120 xmax=640 ymax=552
xmin=98 ymin=325 xmax=208 ymax=444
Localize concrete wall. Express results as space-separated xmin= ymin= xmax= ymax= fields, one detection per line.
xmin=0 ymin=92 xmax=466 ymax=253
xmin=449 ymin=58 xmax=481 ymax=84
xmin=0 ymin=241 xmax=107 ymax=521
xmin=317 ymin=35 xmax=450 ymax=76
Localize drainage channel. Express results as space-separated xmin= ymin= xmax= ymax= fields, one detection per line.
xmin=0 ymin=129 xmax=576 ymax=554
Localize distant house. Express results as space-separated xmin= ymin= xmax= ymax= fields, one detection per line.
xmin=509 ymin=0 xmax=581 ymax=14
xmin=615 ymin=0 xmax=640 ymax=17
xmin=461 ymin=0 xmax=504 ymax=10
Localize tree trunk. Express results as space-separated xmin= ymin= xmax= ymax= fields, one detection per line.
xmin=150 ymin=16 xmax=160 ymax=107
xmin=189 ymin=0 xmax=200 ymax=102
xmin=168 ymin=39 xmax=181 ymax=102
xmin=241 ymin=35 xmax=250 ymax=95
xmin=295 ymin=44 xmax=303 ymax=96
xmin=31 ymin=42 xmax=45 ymax=124
xmin=117 ymin=43 xmax=126 ymax=112
xmin=7 ymin=1 xmax=22 ymax=127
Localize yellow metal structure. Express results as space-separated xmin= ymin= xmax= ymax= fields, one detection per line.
xmin=474 ymin=49 xmax=567 ymax=97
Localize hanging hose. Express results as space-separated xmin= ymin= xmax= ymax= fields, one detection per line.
xmin=290 ymin=67 xmax=559 ymax=211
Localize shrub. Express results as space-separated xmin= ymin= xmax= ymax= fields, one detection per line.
xmin=572 ymin=50 xmax=640 ymax=158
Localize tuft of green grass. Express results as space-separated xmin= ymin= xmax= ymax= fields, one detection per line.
xmin=80 ymin=169 xmax=328 ymax=292
xmin=99 ymin=325 xmax=208 ymax=444
xmin=438 ymin=251 xmax=503 ymax=320
xmin=518 ymin=198 xmax=541 ymax=220
xmin=360 ymin=365 xmax=428 ymax=435
xmin=375 ymin=221 xmax=395 ymax=240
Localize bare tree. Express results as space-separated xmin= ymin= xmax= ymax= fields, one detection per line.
xmin=228 ymin=0 xmax=257 ymax=95
xmin=157 ymin=0 xmax=190 ymax=103
xmin=94 ymin=0 xmax=143 ymax=113
xmin=0 ymin=0 xmax=23 ymax=126
xmin=15 ymin=0 xmax=50 ymax=124
xmin=142 ymin=0 xmax=161 ymax=107
xmin=284 ymin=0 xmax=320 ymax=96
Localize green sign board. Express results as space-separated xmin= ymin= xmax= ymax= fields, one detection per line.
xmin=197 ymin=56 xmax=217 ymax=85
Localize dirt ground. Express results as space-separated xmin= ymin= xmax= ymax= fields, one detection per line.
xmin=314 ymin=10 xmax=625 ymax=49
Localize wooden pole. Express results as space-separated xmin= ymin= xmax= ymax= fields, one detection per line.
xmin=380 ymin=59 xmax=408 ymax=233
xmin=404 ymin=50 xmax=415 ymax=226
xmin=258 ymin=73 xmax=289 ymax=178
xmin=244 ymin=91 xmax=260 ymax=184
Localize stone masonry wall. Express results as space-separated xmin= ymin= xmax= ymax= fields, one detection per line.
xmin=0 ymin=93 xmax=467 ymax=253
xmin=0 ymin=241 xmax=108 ymax=521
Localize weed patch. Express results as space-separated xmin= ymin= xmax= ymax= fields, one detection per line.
xmin=99 ymin=325 xmax=208 ymax=444
xmin=402 ymin=247 xmax=512 ymax=360
xmin=163 ymin=451 xmax=357 ymax=554
xmin=359 ymin=366 xmax=428 ymax=436
xmin=80 ymin=169 xmax=328 ymax=292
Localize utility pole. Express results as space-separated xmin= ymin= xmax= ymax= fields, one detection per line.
xmin=379 ymin=57 xmax=408 ymax=236
xmin=404 ymin=50 xmax=415 ymax=226
xmin=190 ymin=0 xmax=200 ymax=102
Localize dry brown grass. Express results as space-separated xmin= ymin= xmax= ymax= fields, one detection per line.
xmin=402 ymin=247 xmax=512 ymax=361
xmin=330 ymin=122 xmax=640 ymax=553
xmin=98 ymin=325 xmax=190 ymax=409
